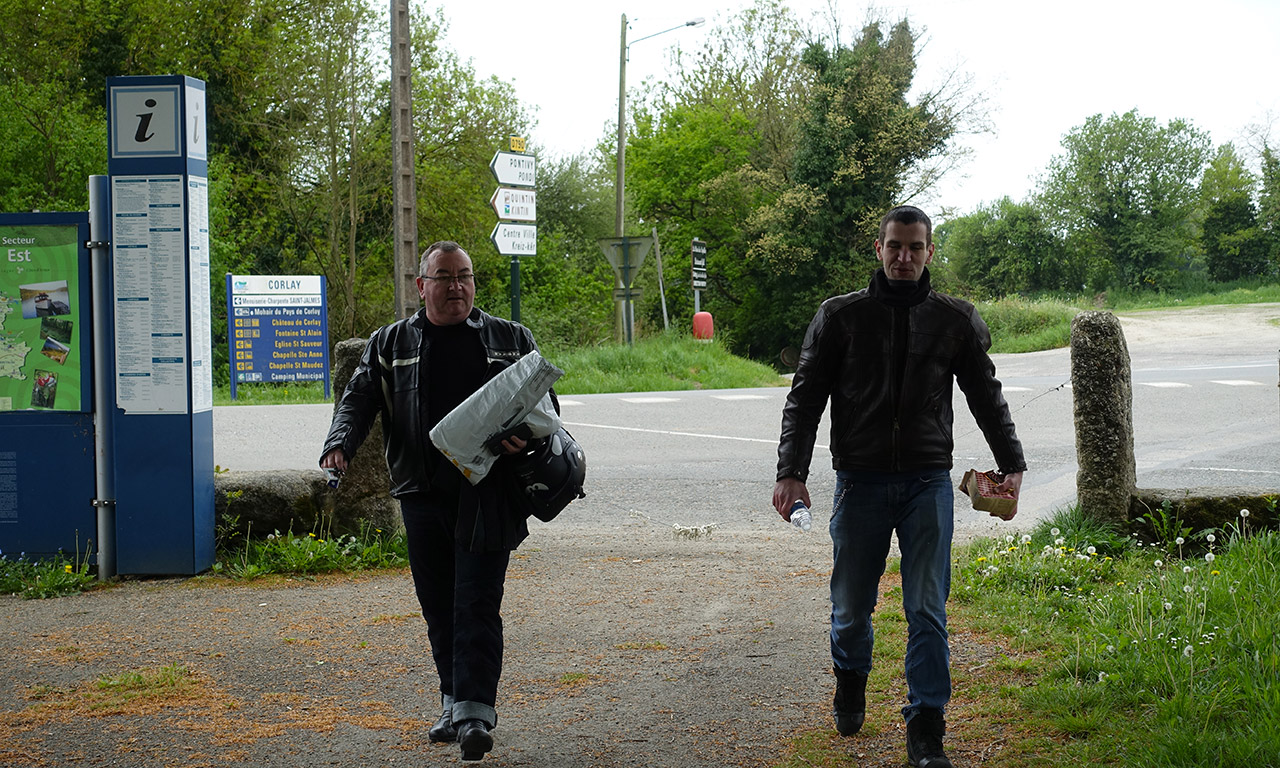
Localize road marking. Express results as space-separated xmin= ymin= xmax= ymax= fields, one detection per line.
xmin=564 ymin=420 xmax=828 ymax=451
xmin=619 ymin=396 xmax=682 ymax=403
xmin=1003 ymin=386 xmax=1032 ymax=392
xmin=711 ymin=394 xmax=772 ymax=400
xmin=1141 ymin=382 xmax=1192 ymax=388
xmin=557 ymin=399 xmax=584 ymax=406
xmin=1211 ymin=380 xmax=1264 ymax=386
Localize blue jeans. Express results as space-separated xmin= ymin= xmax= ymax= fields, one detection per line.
xmin=400 ymin=492 xmax=510 ymax=728
xmin=829 ymin=468 xmax=954 ymax=720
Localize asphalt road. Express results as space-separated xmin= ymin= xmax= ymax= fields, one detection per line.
xmin=213 ymin=304 xmax=1280 ymax=542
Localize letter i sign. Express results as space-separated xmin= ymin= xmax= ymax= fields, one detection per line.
xmin=110 ymin=85 xmax=182 ymax=159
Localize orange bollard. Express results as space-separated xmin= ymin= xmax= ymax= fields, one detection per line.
xmin=692 ymin=311 xmax=714 ymax=340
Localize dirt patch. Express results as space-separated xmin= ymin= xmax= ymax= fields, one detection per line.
xmin=0 ymin=527 xmax=1035 ymax=767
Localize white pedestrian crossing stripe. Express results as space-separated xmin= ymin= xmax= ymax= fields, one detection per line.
xmin=711 ymin=394 xmax=771 ymax=400
xmin=1211 ymin=380 xmax=1264 ymax=386
xmin=1142 ymin=382 xmax=1192 ymax=388
xmin=557 ymin=399 xmax=584 ymax=406
xmin=620 ymin=397 xmax=682 ymax=403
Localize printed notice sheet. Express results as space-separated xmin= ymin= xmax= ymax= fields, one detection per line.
xmin=111 ymin=175 xmax=189 ymax=413
xmin=187 ymin=177 xmax=213 ymax=413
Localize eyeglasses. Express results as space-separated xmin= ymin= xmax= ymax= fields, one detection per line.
xmin=420 ymin=273 xmax=475 ymax=285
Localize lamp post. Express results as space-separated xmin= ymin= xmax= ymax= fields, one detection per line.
xmin=613 ymin=14 xmax=704 ymax=342
xmin=615 ymin=14 xmax=704 ymax=238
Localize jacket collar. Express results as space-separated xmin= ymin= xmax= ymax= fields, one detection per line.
xmin=868 ymin=267 xmax=932 ymax=308
xmin=410 ymin=306 xmax=488 ymax=329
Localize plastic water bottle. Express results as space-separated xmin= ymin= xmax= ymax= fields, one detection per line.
xmin=789 ymin=500 xmax=812 ymax=532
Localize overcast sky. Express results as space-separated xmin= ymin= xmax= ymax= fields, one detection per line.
xmin=432 ymin=0 xmax=1280 ymax=220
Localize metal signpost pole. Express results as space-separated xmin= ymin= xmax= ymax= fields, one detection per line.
xmin=88 ymin=175 xmax=116 ymax=580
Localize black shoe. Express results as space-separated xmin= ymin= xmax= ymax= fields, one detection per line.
xmin=457 ymin=719 xmax=494 ymax=761
xmin=833 ymin=667 xmax=868 ymax=736
xmin=428 ymin=696 xmax=456 ymax=743
xmin=906 ymin=709 xmax=954 ymax=768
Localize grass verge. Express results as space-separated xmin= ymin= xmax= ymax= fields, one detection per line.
xmin=778 ymin=500 xmax=1280 ymax=768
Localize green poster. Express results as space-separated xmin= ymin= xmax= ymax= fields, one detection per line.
xmin=0 ymin=225 xmax=83 ymax=411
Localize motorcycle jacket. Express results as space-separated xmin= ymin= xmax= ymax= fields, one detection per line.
xmin=322 ymin=306 xmax=538 ymax=497
xmin=777 ymin=269 xmax=1026 ymax=482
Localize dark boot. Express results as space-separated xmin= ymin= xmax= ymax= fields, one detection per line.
xmin=428 ymin=694 xmax=456 ymax=743
xmin=832 ymin=667 xmax=867 ymax=736
xmin=906 ymin=709 xmax=953 ymax=768
xmin=457 ymin=719 xmax=494 ymax=761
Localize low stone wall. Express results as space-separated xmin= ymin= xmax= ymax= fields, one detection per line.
xmin=1130 ymin=487 xmax=1276 ymax=537
xmin=213 ymin=470 xmax=400 ymax=538
xmin=214 ymin=336 xmax=402 ymax=539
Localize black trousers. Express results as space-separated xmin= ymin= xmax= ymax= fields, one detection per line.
xmin=399 ymin=492 xmax=510 ymax=727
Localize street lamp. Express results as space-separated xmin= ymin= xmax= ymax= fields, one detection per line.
xmin=615 ymin=14 xmax=705 ymax=238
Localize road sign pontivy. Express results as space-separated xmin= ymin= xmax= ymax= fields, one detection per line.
xmin=490 ymin=151 xmax=537 ymax=188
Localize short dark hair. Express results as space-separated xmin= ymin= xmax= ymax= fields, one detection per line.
xmin=878 ymin=206 xmax=932 ymax=245
xmin=419 ymin=241 xmax=466 ymax=276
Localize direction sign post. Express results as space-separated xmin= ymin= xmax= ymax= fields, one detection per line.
xmin=488 ymin=139 xmax=535 ymax=322
xmin=691 ymin=238 xmax=708 ymax=312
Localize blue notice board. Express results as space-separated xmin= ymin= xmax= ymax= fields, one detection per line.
xmin=226 ymin=274 xmax=330 ymax=400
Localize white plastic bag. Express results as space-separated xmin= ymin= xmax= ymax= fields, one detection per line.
xmin=429 ymin=351 xmax=563 ymax=485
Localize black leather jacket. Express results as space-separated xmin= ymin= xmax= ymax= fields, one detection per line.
xmin=322 ymin=306 xmax=538 ymax=497
xmin=777 ymin=269 xmax=1025 ymax=481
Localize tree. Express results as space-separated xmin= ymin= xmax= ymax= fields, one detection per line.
xmin=732 ymin=20 xmax=971 ymax=359
xmin=625 ymin=6 xmax=982 ymax=360
xmin=1197 ymin=144 xmax=1268 ymax=281
xmin=1260 ymin=143 xmax=1280 ymax=270
xmin=520 ymin=153 xmax=616 ymax=350
xmin=1039 ymin=110 xmax=1212 ymax=291
xmin=934 ymin=198 xmax=1070 ymax=296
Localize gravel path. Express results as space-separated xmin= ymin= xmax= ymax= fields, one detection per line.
xmin=0 ymin=524 xmax=1017 ymax=768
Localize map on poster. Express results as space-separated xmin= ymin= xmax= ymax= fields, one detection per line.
xmin=0 ymin=225 xmax=83 ymax=411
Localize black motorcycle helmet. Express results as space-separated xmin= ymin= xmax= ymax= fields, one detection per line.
xmin=509 ymin=427 xmax=586 ymax=522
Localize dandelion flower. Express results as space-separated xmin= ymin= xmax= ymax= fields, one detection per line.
xmin=1154 ymin=559 xmax=1163 ymax=567
xmin=1163 ymin=602 xmax=1173 ymax=610
xmin=64 ymin=564 xmax=72 ymax=573
xmin=977 ymin=556 xmax=987 ymax=563
xmin=1183 ymin=645 xmax=1193 ymax=657
xmin=1051 ymin=528 xmax=1060 ymax=537
xmin=1176 ymin=537 xmax=1185 ymax=545
xmin=1207 ymin=534 xmax=1216 ymax=543
xmin=1183 ymin=565 xmax=1192 ymax=574
xmin=1087 ymin=546 xmax=1097 ymax=555
xmin=1205 ymin=552 xmax=1215 ymax=563
xmin=1240 ymin=509 xmax=1250 ymax=518
xmin=1212 ymin=570 xmax=1220 ymax=576
xmin=1021 ymin=534 xmax=1032 ymax=544
xmin=1184 ymin=585 xmax=1193 ymax=593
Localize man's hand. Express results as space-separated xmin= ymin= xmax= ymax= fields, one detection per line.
xmin=991 ymin=471 xmax=1024 ymax=521
xmin=320 ymin=448 xmax=348 ymax=473
xmin=773 ymin=477 xmax=810 ymax=522
xmin=499 ymin=435 xmax=527 ymax=455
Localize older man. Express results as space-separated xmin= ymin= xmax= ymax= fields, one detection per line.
xmin=321 ymin=241 xmax=540 ymax=761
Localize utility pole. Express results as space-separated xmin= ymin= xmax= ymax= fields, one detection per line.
xmin=391 ymin=0 xmax=418 ymax=319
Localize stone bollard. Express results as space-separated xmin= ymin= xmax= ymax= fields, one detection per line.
xmin=1071 ymin=311 xmax=1136 ymax=525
